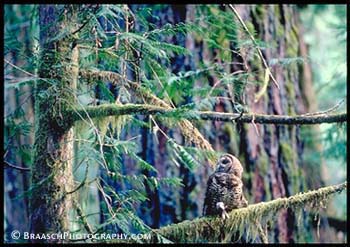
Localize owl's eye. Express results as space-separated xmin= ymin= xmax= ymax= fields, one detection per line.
xmin=221 ymin=158 xmax=230 ymax=165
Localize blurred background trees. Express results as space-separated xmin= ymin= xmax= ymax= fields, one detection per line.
xmin=4 ymin=4 xmax=346 ymax=243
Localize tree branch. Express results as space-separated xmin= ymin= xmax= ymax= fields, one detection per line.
xmin=4 ymin=160 xmax=31 ymax=172
xmin=148 ymin=182 xmax=347 ymax=243
xmin=79 ymin=69 xmax=215 ymax=155
xmin=73 ymin=199 xmax=94 ymax=234
xmin=68 ymin=103 xmax=347 ymax=125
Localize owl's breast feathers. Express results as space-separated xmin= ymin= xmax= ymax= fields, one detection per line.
xmin=203 ymin=172 xmax=248 ymax=217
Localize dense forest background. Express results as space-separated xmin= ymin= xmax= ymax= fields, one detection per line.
xmin=4 ymin=4 xmax=346 ymax=243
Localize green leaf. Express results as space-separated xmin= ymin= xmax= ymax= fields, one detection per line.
xmin=159 ymin=177 xmax=184 ymax=187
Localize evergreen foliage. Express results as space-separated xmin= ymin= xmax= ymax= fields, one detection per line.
xmin=4 ymin=4 xmax=346 ymax=243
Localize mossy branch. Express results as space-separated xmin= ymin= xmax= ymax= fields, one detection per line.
xmin=68 ymin=103 xmax=347 ymax=125
xmin=79 ymin=69 xmax=214 ymax=156
xmin=148 ymin=182 xmax=347 ymax=243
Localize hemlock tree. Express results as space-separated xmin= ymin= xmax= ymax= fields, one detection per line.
xmin=4 ymin=4 xmax=347 ymax=243
xmin=30 ymin=5 xmax=80 ymax=235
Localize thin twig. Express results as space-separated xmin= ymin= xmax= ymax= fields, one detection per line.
xmin=302 ymin=99 xmax=345 ymax=116
xmin=73 ymin=199 xmax=94 ymax=234
xmin=149 ymin=66 xmax=176 ymax=108
xmin=71 ymin=18 xmax=90 ymax=36
xmin=78 ymin=45 xmax=120 ymax=59
xmin=66 ymin=164 xmax=89 ymax=195
xmin=150 ymin=115 xmax=172 ymax=140
xmin=4 ymin=59 xmax=52 ymax=85
xmin=208 ymin=70 xmax=246 ymax=97
xmin=71 ymin=5 xmax=100 ymax=35
xmin=96 ymin=179 xmax=115 ymax=217
xmin=4 ymin=160 xmax=31 ymax=172
xmin=251 ymin=114 xmax=260 ymax=136
xmin=4 ymin=93 xmax=33 ymax=119
xmin=4 ymin=59 xmax=37 ymax=78
xmin=227 ymin=4 xmax=280 ymax=89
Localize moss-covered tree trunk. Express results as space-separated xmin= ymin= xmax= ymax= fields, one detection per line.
xmin=30 ymin=5 xmax=79 ymax=240
xmin=230 ymin=5 xmax=319 ymax=243
xmin=153 ymin=4 xmax=321 ymax=243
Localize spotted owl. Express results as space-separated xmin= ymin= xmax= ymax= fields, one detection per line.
xmin=203 ymin=154 xmax=248 ymax=219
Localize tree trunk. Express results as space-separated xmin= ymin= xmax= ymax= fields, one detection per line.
xmin=153 ymin=4 xmax=321 ymax=243
xmin=231 ymin=5 xmax=319 ymax=243
xmin=30 ymin=5 xmax=79 ymax=240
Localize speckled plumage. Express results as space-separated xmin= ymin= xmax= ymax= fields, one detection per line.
xmin=203 ymin=154 xmax=248 ymax=218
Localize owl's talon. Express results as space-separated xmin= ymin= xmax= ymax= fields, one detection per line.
xmin=222 ymin=211 xmax=229 ymax=220
xmin=216 ymin=202 xmax=229 ymax=220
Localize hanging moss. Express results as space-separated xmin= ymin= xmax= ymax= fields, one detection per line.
xmin=92 ymin=116 xmax=110 ymax=140
xmin=110 ymin=114 xmax=131 ymax=140
xmin=143 ymin=182 xmax=346 ymax=243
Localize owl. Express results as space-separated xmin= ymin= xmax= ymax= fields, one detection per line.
xmin=203 ymin=154 xmax=248 ymax=219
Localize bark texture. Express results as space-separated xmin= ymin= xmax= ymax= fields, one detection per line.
xmin=29 ymin=5 xmax=79 ymax=241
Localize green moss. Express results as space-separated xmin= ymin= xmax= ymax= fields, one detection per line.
xmin=280 ymin=142 xmax=293 ymax=161
xmin=273 ymin=5 xmax=285 ymax=39
xmin=285 ymin=79 xmax=296 ymax=115
xmin=30 ymin=6 xmax=79 ymax=234
xmin=253 ymin=5 xmax=267 ymax=20
xmin=151 ymin=182 xmax=347 ymax=243
xmin=245 ymin=21 xmax=256 ymax=36
xmin=279 ymin=141 xmax=300 ymax=194
xmin=259 ymin=150 xmax=269 ymax=175
xmin=286 ymin=27 xmax=299 ymax=57
xmin=258 ymin=150 xmax=272 ymax=201
xmin=222 ymin=123 xmax=239 ymax=155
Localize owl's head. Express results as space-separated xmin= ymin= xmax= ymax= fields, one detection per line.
xmin=215 ymin=154 xmax=243 ymax=177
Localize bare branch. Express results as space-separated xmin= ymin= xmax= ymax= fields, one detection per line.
xmin=68 ymin=103 xmax=347 ymax=125
xmin=4 ymin=160 xmax=31 ymax=172
xmin=302 ymin=99 xmax=345 ymax=116
xmin=73 ymin=199 xmax=94 ymax=234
